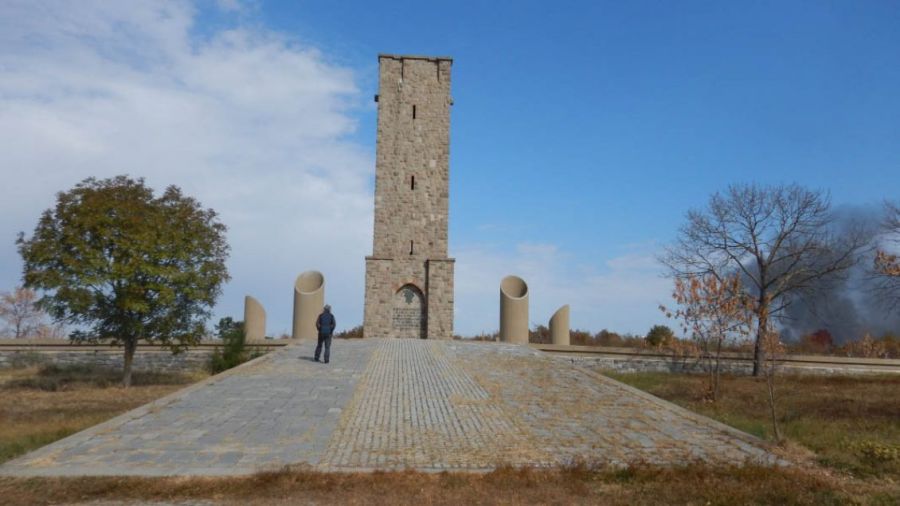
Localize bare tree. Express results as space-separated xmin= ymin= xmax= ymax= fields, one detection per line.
xmin=0 ymin=286 xmax=42 ymax=338
xmin=873 ymin=201 xmax=900 ymax=308
xmin=661 ymin=183 xmax=869 ymax=376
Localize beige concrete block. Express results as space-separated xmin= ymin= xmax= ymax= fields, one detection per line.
xmin=292 ymin=271 xmax=324 ymax=340
xmin=499 ymin=275 xmax=529 ymax=344
xmin=550 ymin=304 xmax=570 ymax=346
xmin=243 ymin=295 xmax=266 ymax=342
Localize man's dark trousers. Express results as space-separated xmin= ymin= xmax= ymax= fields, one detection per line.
xmin=315 ymin=333 xmax=332 ymax=363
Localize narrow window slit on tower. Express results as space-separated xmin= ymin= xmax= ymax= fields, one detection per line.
xmin=412 ymin=104 xmax=416 ymax=119
xmin=409 ymin=241 xmax=414 ymax=255
xmin=411 ymin=175 xmax=415 ymax=190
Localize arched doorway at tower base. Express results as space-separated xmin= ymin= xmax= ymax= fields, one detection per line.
xmin=392 ymin=284 xmax=426 ymax=339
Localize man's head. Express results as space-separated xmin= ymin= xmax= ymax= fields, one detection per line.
xmin=324 ymin=304 xmax=331 ymax=313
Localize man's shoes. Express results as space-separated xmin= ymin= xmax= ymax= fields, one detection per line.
xmin=324 ymin=360 xmax=329 ymax=364
xmin=313 ymin=358 xmax=319 ymax=362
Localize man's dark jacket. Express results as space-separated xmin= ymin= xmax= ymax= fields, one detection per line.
xmin=316 ymin=311 xmax=336 ymax=335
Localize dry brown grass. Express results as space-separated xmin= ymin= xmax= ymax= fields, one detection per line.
xmin=607 ymin=372 xmax=900 ymax=480
xmin=4 ymin=462 xmax=893 ymax=506
xmin=0 ymin=365 xmax=203 ymax=464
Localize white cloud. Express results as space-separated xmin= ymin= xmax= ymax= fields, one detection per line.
xmin=453 ymin=242 xmax=673 ymax=336
xmin=0 ymin=1 xmax=674 ymax=338
xmin=0 ymin=1 xmax=372 ymax=335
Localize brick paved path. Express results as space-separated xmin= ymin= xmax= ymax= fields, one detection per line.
xmin=0 ymin=339 xmax=776 ymax=476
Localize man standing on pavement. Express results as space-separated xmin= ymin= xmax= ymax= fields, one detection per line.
xmin=314 ymin=304 xmax=336 ymax=363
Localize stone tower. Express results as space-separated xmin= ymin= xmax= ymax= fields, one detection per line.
xmin=364 ymin=54 xmax=455 ymax=339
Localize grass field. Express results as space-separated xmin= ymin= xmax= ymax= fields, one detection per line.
xmin=0 ymin=364 xmax=204 ymax=465
xmin=0 ymin=366 xmax=897 ymax=504
xmin=3 ymin=462 xmax=887 ymax=506
xmin=605 ymin=371 xmax=900 ymax=480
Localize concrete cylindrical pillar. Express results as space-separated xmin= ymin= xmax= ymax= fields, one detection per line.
xmin=292 ymin=271 xmax=324 ymax=340
xmin=550 ymin=304 xmax=570 ymax=346
xmin=499 ymin=275 xmax=529 ymax=344
xmin=243 ymin=295 xmax=266 ymax=342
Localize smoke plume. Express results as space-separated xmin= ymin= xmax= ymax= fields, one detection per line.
xmin=779 ymin=205 xmax=900 ymax=343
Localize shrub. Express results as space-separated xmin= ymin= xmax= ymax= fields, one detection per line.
xmin=528 ymin=325 xmax=551 ymax=344
xmin=208 ymin=317 xmax=261 ymax=374
xmin=645 ymin=325 xmax=675 ymax=347
xmin=848 ymin=440 xmax=900 ymax=463
xmin=569 ymin=329 xmax=592 ymax=344
xmin=335 ymin=325 xmax=364 ymax=339
xmin=459 ymin=332 xmax=498 ymax=341
xmin=592 ymin=329 xmax=623 ymax=347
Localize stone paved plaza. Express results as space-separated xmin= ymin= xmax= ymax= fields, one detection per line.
xmin=0 ymin=339 xmax=777 ymax=476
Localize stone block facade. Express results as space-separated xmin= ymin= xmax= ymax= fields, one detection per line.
xmin=364 ymin=54 xmax=455 ymax=339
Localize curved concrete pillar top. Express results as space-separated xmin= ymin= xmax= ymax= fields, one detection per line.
xmin=549 ymin=303 xmax=570 ymax=345
xmin=244 ymin=295 xmax=266 ymax=342
xmin=500 ymin=275 xmax=528 ymax=300
xmin=551 ymin=304 xmax=569 ymax=321
xmin=295 ymin=270 xmax=325 ymax=295
xmin=500 ymin=275 xmax=529 ymax=344
xmin=245 ymin=295 xmax=265 ymax=314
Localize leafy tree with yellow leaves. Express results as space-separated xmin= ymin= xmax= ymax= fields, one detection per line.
xmin=17 ymin=176 xmax=230 ymax=386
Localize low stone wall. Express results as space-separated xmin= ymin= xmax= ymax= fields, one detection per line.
xmin=546 ymin=352 xmax=900 ymax=376
xmin=0 ymin=342 xmax=287 ymax=373
xmin=0 ymin=348 xmax=215 ymax=373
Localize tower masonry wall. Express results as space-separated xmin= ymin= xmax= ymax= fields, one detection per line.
xmin=426 ymin=259 xmax=455 ymax=338
xmin=372 ymin=55 xmax=451 ymax=259
xmin=364 ymin=54 xmax=455 ymax=339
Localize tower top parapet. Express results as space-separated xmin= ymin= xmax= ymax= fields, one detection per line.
xmin=378 ymin=54 xmax=453 ymax=63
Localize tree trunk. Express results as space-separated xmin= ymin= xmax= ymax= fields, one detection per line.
xmin=766 ymin=366 xmax=782 ymax=442
xmin=122 ymin=338 xmax=136 ymax=388
xmin=752 ymin=330 xmax=762 ymax=377
xmin=712 ymin=338 xmax=723 ymax=401
xmin=752 ymin=297 xmax=768 ymax=377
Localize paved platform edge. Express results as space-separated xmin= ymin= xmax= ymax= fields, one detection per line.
xmin=566 ymin=360 xmax=787 ymax=465
xmin=0 ymin=342 xmax=300 ymax=476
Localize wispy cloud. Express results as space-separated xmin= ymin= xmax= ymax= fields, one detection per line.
xmin=0 ymin=1 xmax=372 ymax=335
xmin=0 ymin=1 xmax=675 ymax=337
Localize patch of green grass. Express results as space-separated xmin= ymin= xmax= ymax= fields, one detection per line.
xmin=607 ymin=371 xmax=900 ymax=479
xmin=0 ymin=428 xmax=80 ymax=464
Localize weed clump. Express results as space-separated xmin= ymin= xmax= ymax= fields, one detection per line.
xmin=208 ymin=317 xmax=264 ymax=374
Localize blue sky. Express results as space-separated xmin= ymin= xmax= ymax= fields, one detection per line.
xmin=1 ymin=1 xmax=898 ymax=336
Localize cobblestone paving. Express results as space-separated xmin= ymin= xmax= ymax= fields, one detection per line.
xmin=320 ymin=340 xmax=774 ymax=470
xmin=321 ymin=339 xmax=552 ymax=469
xmin=0 ymin=339 xmax=776 ymax=476
xmin=452 ymin=342 xmax=774 ymax=466
xmin=0 ymin=341 xmax=377 ymax=476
